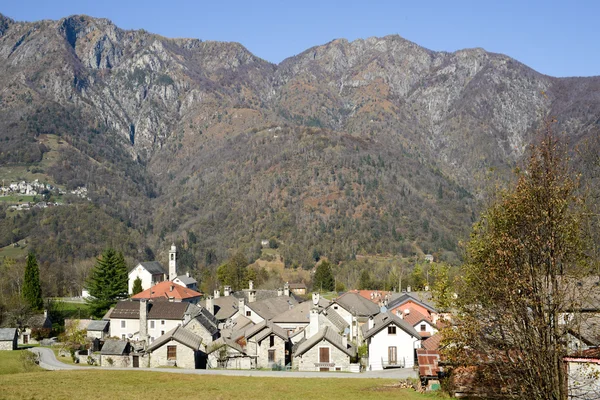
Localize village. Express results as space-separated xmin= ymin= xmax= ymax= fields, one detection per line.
xmin=2 ymin=244 xmax=599 ymax=397
xmin=0 ymin=179 xmax=90 ymax=211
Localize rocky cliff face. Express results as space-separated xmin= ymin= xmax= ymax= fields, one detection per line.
xmin=0 ymin=14 xmax=598 ymax=268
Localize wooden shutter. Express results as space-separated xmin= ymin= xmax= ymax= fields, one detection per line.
xmin=167 ymin=345 xmax=177 ymax=360
xmin=319 ymin=347 xmax=330 ymax=363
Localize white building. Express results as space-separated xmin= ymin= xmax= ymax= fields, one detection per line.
xmin=362 ymin=311 xmax=421 ymax=370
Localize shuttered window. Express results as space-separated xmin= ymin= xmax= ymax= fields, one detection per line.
xmin=167 ymin=345 xmax=177 ymax=360
xmin=319 ymin=347 xmax=330 ymax=363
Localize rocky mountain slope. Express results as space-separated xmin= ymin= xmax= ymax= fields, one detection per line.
xmin=0 ymin=13 xmax=599 ymax=294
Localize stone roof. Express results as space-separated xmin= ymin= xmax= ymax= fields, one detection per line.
xmin=100 ymin=339 xmax=130 ymax=355
xmin=25 ymin=313 xmax=52 ymax=329
xmin=200 ymin=296 xmax=238 ymax=321
xmin=294 ymin=326 xmax=356 ymax=358
xmin=288 ymin=283 xmax=307 ymax=289
xmin=207 ymin=337 xmax=246 ymax=355
xmin=246 ymin=296 xmax=299 ymax=321
xmin=387 ymin=292 xmax=437 ymax=313
xmin=332 ymin=292 xmax=380 ymax=317
xmin=271 ymin=298 xmax=330 ymax=324
xmin=110 ymin=300 xmax=189 ymax=320
xmin=363 ymin=311 xmax=421 ymax=340
xmin=245 ymin=320 xmax=288 ymax=341
xmin=87 ymin=320 xmax=109 ymax=332
xmin=131 ymin=281 xmax=202 ymax=301
xmin=132 ymin=261 xmax=166 ymax=275
xmin=0 ymin=328 xmax=17 ymax=341
xmin=184 ymin=306 xmax=219 ymax=337
xmin=176 ymin=274 xmax=197 ymax=285
xmin=322 ymin=308 xmax=349 ymax=332
xmin=147 ymin=326 xmax=203 ymax=352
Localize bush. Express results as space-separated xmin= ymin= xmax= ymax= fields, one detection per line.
xmin=20 ymin=350 xmax=39 ymax=371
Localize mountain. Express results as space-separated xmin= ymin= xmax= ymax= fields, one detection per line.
xmin=0 ymin=14 xmax=599 ymax=295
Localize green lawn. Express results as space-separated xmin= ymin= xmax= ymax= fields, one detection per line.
xmin=0 ymin=351 xmax=441 ymax=400
xmin=0 ymin=195 xmax=36 ymax=203
xmin=0 ymin=242 xmax=28 ymax=259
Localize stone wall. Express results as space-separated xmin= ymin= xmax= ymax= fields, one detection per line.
xmin=0 ymin=339 xmax=16 ymax=350
xmin=101 ymin=354 xmax=132 ymax=368
xmin=295 ymin=341 xmax=351 ymax=372
xmin=256 ymin=334 xmax=285 ymax=369
xmin=149 ymin=339 xmax=197 ymax=369
xmin=185 ymin=319 xmax=214 ymax=351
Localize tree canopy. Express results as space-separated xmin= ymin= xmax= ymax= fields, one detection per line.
xmin=443 ymin=128 xmax=593 ymax=399
xmin=313 ymin=260 xmax=335 ymax=292
xmin=85 ymin=248 xmax=128 ymax=318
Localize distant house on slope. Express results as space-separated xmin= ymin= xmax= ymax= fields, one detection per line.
xmin=0 ymin=328 xmax=18 ymax=350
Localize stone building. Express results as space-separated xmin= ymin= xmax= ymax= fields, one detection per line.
xmin=0 ymin=328 xmax=18 ymax=350
xmin=293 ymin=326 xmax=357 ymax=372
xmin=147 ymin=325 xmax=205 ymax=369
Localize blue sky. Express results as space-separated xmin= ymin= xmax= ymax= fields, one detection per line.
xmin=2 ymin=0 xmax=598 ymax=77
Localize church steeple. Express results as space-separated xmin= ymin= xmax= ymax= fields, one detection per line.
xmin=169 ymin=243 xmax=177 ymax=281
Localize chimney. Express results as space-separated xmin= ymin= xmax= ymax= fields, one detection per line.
xmin=139 ymin=299 xmax=148 ymax=345
xmin=186 ymin=272 xmax=190 ymax=278
xmin=249 ymin=280 xmax=254 ymax=290
xmin=284 ymin=282 xmax=290 ymax=297
xmin=342 ymin=335 xmax=348 ymax=348
xmin=214 ymin=289 xmax=220 ymax=299
xmin=424 ymin=285 xmax=429 ymax=291
xmin=407 ymin=286 xmax=411 ymax=293
xmin=397 ymin=309 xmax=403 ymax=319
xmin=312 ymin=293 xmax=320 ymax=306
xmin=170 ymin=284 xmax=174 ymax=292
xmin=238 ymin=297 xmax=245 ymax=312
xmin=277 ymin=288 xmax=283 ymax=296
xmin=206 ymin=296 xmax=214 ymax=316
xmin=368 ymin=316 xmax=374 ymax=330
xmin=224 ymin=286 xmax=231 ymax=297
xmin=43 ymin=309 xmax=48 ymax=319
xmin=249 ymin=290 xmax=256 ymax=303
xmin=169 ymin=244 xmax=177 ymax=281
xmin=309 ymin=307 xmax=320 ymax=338
xmin=404 ymin=308 xmax=411 ymax=315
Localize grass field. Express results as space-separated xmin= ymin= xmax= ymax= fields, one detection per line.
xmin=0 ymin=351 xmax=441 ymax=400
xmin=0 ymin=195 xmax=36 ymax=203
xmin=0 ymin=241 xmax=28 ymax=259
xmin=0 ymin=349 xmax=42 ymax=375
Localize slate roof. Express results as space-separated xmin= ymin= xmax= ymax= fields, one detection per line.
xmin=322 ymin=308 xmax=349 ymax=332
xmin=247 ymin=296 xmax=299 ymax=321
xmin=176 ymin=274 xmax=197 ymax=285
xmin=245 ymin=320 xmax=288 ymax=341
xmin=100 ymin=340 xmax=130 ymax=355
xmin=0 ymin=328 xmax=17 ymax=341
xmin=271 ymin=298 xmax=330 ymax=324
xmin=87 ymin=320 xmax=109 ymax=332
xmin=288 ymin=283 xmax=307 ymax=289
xmin=332 ymin=292 xmax=380 ymax=317
xmin=110 ymin=300 xmax=189 ymax=320
xmin=207 ymin=337 xmax=246 ymax=354
xmin=569 ymin=314 xmax=600 ymax=346
xmin=131 ymin=281 xmax=202 ymax=301
xmin=363 ymin=311 xmax=421 ymax=340
xmin=132 ymin=261 xmax=166 ymax=275
xmin=234 ymin=289 xmax=301 ymax=303
xmin=184 ymin=305 xmax=219 ymax=336
xmin=147 ymin=325 xmax=203 ymax=352
xmin=25 ymin=313 xmax=52 ymax=329
xmin=200 ymin=296 xmax=239 ymax=320
xmin=294 ymin=326 xmax=356 ymax=358
xmin=387 ymin=292 xmax=437 ymax=314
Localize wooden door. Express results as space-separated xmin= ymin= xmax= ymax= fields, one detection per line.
xmin=319 ymin=347 xmax=330 ymax=363
xmin=133 ymin=356 xmax=139 ymax=368
xmin=23 ymin=334 xmax=28 ymax=344
xmin=388 ymin=346 xmax=397 ymax=365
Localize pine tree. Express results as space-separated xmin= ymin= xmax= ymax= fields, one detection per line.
xmin=23 ymin=253 xmax=43 ymax=311
xmin=85 ymin=248 xmax=129 ymax=318
xmin=131 ymin=276 xmax=143 ymax=295
xmin=313 ymin=261 xmax=335 ymax=292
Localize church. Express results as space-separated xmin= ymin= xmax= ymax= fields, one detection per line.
xmin=128 ymin=244 xmax=198 ymax=294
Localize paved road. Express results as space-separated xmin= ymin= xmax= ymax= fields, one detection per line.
xmin=30 ymin=347 xmax=418 ymax=379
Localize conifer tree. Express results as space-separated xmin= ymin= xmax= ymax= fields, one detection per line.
xmin=85 ymin=248 xmax=128 ymax=318
xmin=131 ymin=276 xmax=143 ymax=295
xmin=23 ymin=253 xmax=43 ymax=311
xmin=313 ymin=261 xmax=335 ymax=292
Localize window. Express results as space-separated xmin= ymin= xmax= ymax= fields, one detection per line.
xmin=150 ymin=337 xmax=154 ymax=343
xmin=333 ymin=305 xmax=338 ymax=310
xmin=161 ymin=330 xmax=165 ymax=336
xmin=319 ymin=347 xmax=330 ymax=363
xmin=167 ymin=345 xmax=177 ymax=360
xmin=268 ymin=349 xmax=275 ymax=362
xmin=150 ymin=321 xmax=155 ymax=329
xmin=269 ymin=335 xmax=275 ymax=347
xmin=171 ymin=254 xmax=174 ymax=260
xmin=161 ymin=320 xmax=165 ymax=325
xmin=121 ymin=320 xmax=126 ymax=328
xmin=246 ymin=310 xmax=251 ymax=317
xmin=388 ymin=326 xmax=397 ymax=335
xmin=121 ymin=334 xmax=126 ymax=340
xmin=420 ymin=324 xmax=426 ymax=332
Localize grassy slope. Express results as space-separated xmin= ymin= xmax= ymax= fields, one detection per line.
xmin=0 ymin=349 xmax=42 ymax=375
xmin=0 ymin=370 xmax=440 ymax=400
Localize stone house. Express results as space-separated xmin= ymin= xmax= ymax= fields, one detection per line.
xmin=18 ymin=311 xmax=52 ymax=345
xmin=244 ymin=320 xmax=289 ymax=369
xmin=87 ymin=320 xmax=110 ymax=339
xmin=0 ymin=328 xmax=18 ymax=350
xmin=293 ymin=326 xmax=357 ymax=372
xmin=327 ymin=292 xmax=380 ymax=343
xmin=100 ymin=340 xmax=139 ymax=367
xmin=207 ymin=337 xmax=253 ymax=369
xmin=182 ymin=306 xmax=220 ymax=351
xmin=147 ymin=325 xmax=205 ymax=369
xmin=362 ymin=311 xmax=421 ymax=370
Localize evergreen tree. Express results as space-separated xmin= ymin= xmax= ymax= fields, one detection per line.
xmin=23 ymin=253 xmax=43 ymax=311
xmin=313 ymin=261 xmax=335 ymax=292
xmin=131 ymin=276 xmax=143 ymax=295
xmin=358 ymin=269 xmax=372 ymax=290
xmin=85 ymin=248 xmax=128 ymax=318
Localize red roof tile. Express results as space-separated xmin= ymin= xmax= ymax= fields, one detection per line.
xmin=132 ymin=281 xmax=202 ymax=301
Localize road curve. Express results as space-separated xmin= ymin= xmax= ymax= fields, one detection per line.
xmin=29 ymin=347 xmax=418 ymax=379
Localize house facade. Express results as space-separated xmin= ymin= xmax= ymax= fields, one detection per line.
xmin=128 ymin=262 xmax=166 ymax=294
xmin=147 ymin=325 xmax=204 ymax=369
xmin=293 ymin=326 xmax=356 ymax=372
xmin=0 ymin=328 xmax=18 ymax=350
